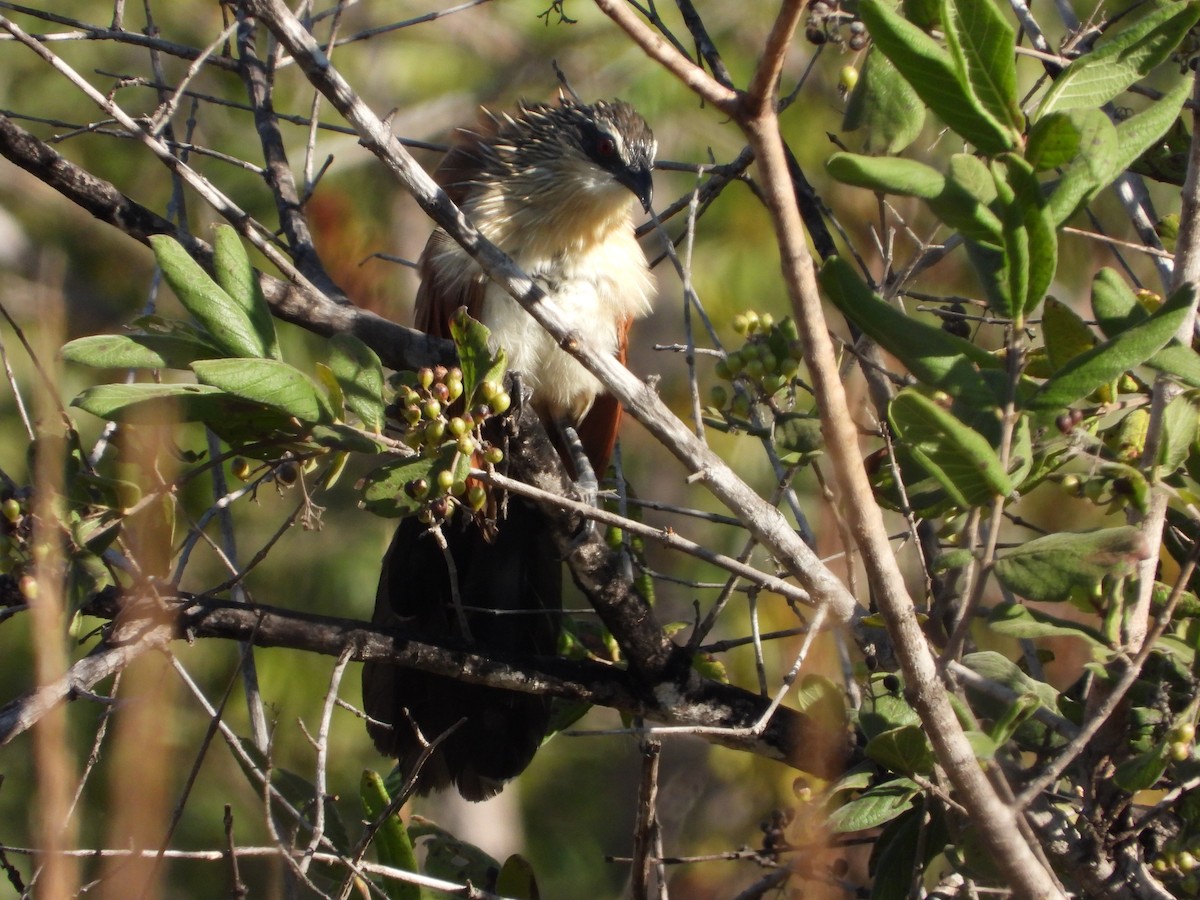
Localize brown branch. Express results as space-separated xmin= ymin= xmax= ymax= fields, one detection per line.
xmin=598 ymin=0 xmax=1066 ymax=895
xmin=0 ymin=589 xmax=849 ymax=779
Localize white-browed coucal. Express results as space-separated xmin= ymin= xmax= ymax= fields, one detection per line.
xmin=362 ymin=97 xmax=657 ymax=800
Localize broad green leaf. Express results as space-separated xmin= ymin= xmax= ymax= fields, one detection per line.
xmin=858 ymin=0 xmax=1015 ymax=154
xmin=889 ymin=389 xmax=1012 ymax=507
xmin=192 ymin=358 xmax=334 ymax=424
xmin=494 ymin=855 xmax=539 ymax=900
xmin=359 ymin=444 xmax=469 ymax=518
xmin=1159 ymin=391 xmax=1200 ymax=474
xmin=61 ymin=333 xmax=222 ymax=370
xmin=212 ymin=224 xmax=281 ymax=360
xmin=360 ymin=770 xmax=421 ymax=900
xmin=826 ymin=153 xmax=945 ymax=198
xmin=859 ymin=690 xmax=922 ymax=740
xmin=960 ymin=650 xmax=1064 ymax=711
xmin=902 ymin=0 xmax=940 ymax=29
xmin=1114 ymin=744 xmax=1168 ymax=792
xmin=993 ymin=527 xmax=1150 ymax=602
xmin=865 ymin=725 xmax=936 ymax=776
xmin=931 ymin=154 xmax=1003 ymax=244
xmin=941 ymin=0 xmax=1020 ymax=133
xmin=330 ymin=333 xmax=386 ymax=433
xmin=149 ymin=234 xmax=266 ymax=359
xmin=1042 ymin=298 xmax=1096 ymax=369
xmin=1109 ymin=75 xmax=1193 ymax=184
xmin=72 ymin=381 xmax=225 ymax=420
xmin=1027 ymin=109 xmax=1111 ymax=172
xmin=842 ymin=48 xmax=927 ymax=154
xmin=309 ymin=423 xmax=390 ymax=454
xmin=1045 ymin=112 xmax=1120 ymax=225
xmin=819 ymin=258 xmax=1001 ymax=405
xmin=987 ymin=602 xmax=1107 ymax=650
xmin=1091 ymin=267 xmax=1146 ymax=338
xmin=827 ymin=778 xmax=921 ymax=832
xmin=1027 ymin=284 xmax=1194 ymax=411
xmin=71 ymin=381 xmax=300 ymax=449
xmin=1037 ymin=3 xmax=1200 ymax=117
xmin=448 ymin=308 xmax=506 ymax=407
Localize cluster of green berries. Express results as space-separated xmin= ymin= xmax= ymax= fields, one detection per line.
xmin=0 ymin=493 xmax=32 ymax=602
xmin=711 ymin=311 xmax=804 ymax=416
xmin=395 ymin=365 xmax=511 ymax=521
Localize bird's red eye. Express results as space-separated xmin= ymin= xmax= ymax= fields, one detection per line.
xmin=596 ymin=136 xmax=616 ymax=158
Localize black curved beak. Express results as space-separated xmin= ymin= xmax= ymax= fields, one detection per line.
xmin=619 ymin=164 xmax=654 ymax=213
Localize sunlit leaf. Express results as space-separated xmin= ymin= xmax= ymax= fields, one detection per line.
xmin=149 ymin=234 xmax=266 ymax=359
xmin=212 ymin=224 xmax=281 ymax=360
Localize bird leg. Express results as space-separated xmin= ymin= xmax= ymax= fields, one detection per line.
xmin=558 ymin=420 xmax=600 ymax=510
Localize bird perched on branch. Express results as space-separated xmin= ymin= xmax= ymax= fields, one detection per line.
xmin=362 ymin=97 xmax=657 ymax=800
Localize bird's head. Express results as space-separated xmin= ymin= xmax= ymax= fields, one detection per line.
xmin=490 ymin=98 xmax=657 ymax=214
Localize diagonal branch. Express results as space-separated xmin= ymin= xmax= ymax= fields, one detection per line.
xmin=239 ymin=0 xmax=858 ymax=626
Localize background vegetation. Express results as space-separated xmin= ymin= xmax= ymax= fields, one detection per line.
xmin=0 ymin=0 xmax=1197 ymax=898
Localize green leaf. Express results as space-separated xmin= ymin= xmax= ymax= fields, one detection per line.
xmin=448 ymin=308 xmax=506 ymax=407
xmin=1027 ymin=284 xmax=1194 ymax=411
xmin=1037 ymin=3 xmax=1200 ymax=117
xmin=1110 ymin=74 xmax=1193 ymax=183
xmin=1042 ymin=298 xmax=1097 ymax=369
xmin=987 ymin=602 xmax=1108 ymax=650
xmin=360 ymin=770 xmax=422 ymax=900
xmin=1159 ymin=391 xmax=1200 ymax=474
xmin=494 ymin=855 xmax=539 ymax=900
xmin=191 ymin=358 xmax=334 ymax=424
xmin=859 ymin=691 xmax=922 ymax=741
xmin=859 ymin=0 xmax=1016 ymax=154
xmin=1027 ymin=109 xmax=1110 ymax=172
xmin=212 ymin=224 xmax=281 ymax=360
xmin=941 ymin=0 xmax=1020 ymax=133
xmin=359 ymin=444 xmax=468 ymax=518
xmin=61 ymin=332 xmax=224 ymax=370
xmin=931 ymin=155 xmax=1004 ymax=244
xmin=819 ymin=257 xmax=1002 ymax=405
xmin=1045 ymin=112 xmax=1120 ymax=225
xmin=827 ymin=153 xmax=945 ymax=198
xmin=889 ymin=388 xmax=1013 ymax=507
xmin=1091 ymin=267 xmax=1146 ymax=338
xmin=71 ymin=381 xmax=225 ymax=420
xmin=994 ymin=154 xmax=1056 ymax=319
xmin=993 ymin=527 xmax=1151 ymax=602
xmin=330 ymin=334 xmax=386 ymax=433
xmin=960 ymin=650 xmax=1064 ymax=711
xmin=866 ymin=725 xmax=936 ymax=776
xmin=842 ymin=48 xmax=927 ymax=154
xmin=149 ymin=234 xmax=266 ymax=359
xmin=827 ymin=778 xmax=921 ymax=832
xmin=987 ymin=693 xmax=1042 ymax=747
xmin=1114 ymin=744 xmax=1168 ymax=792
